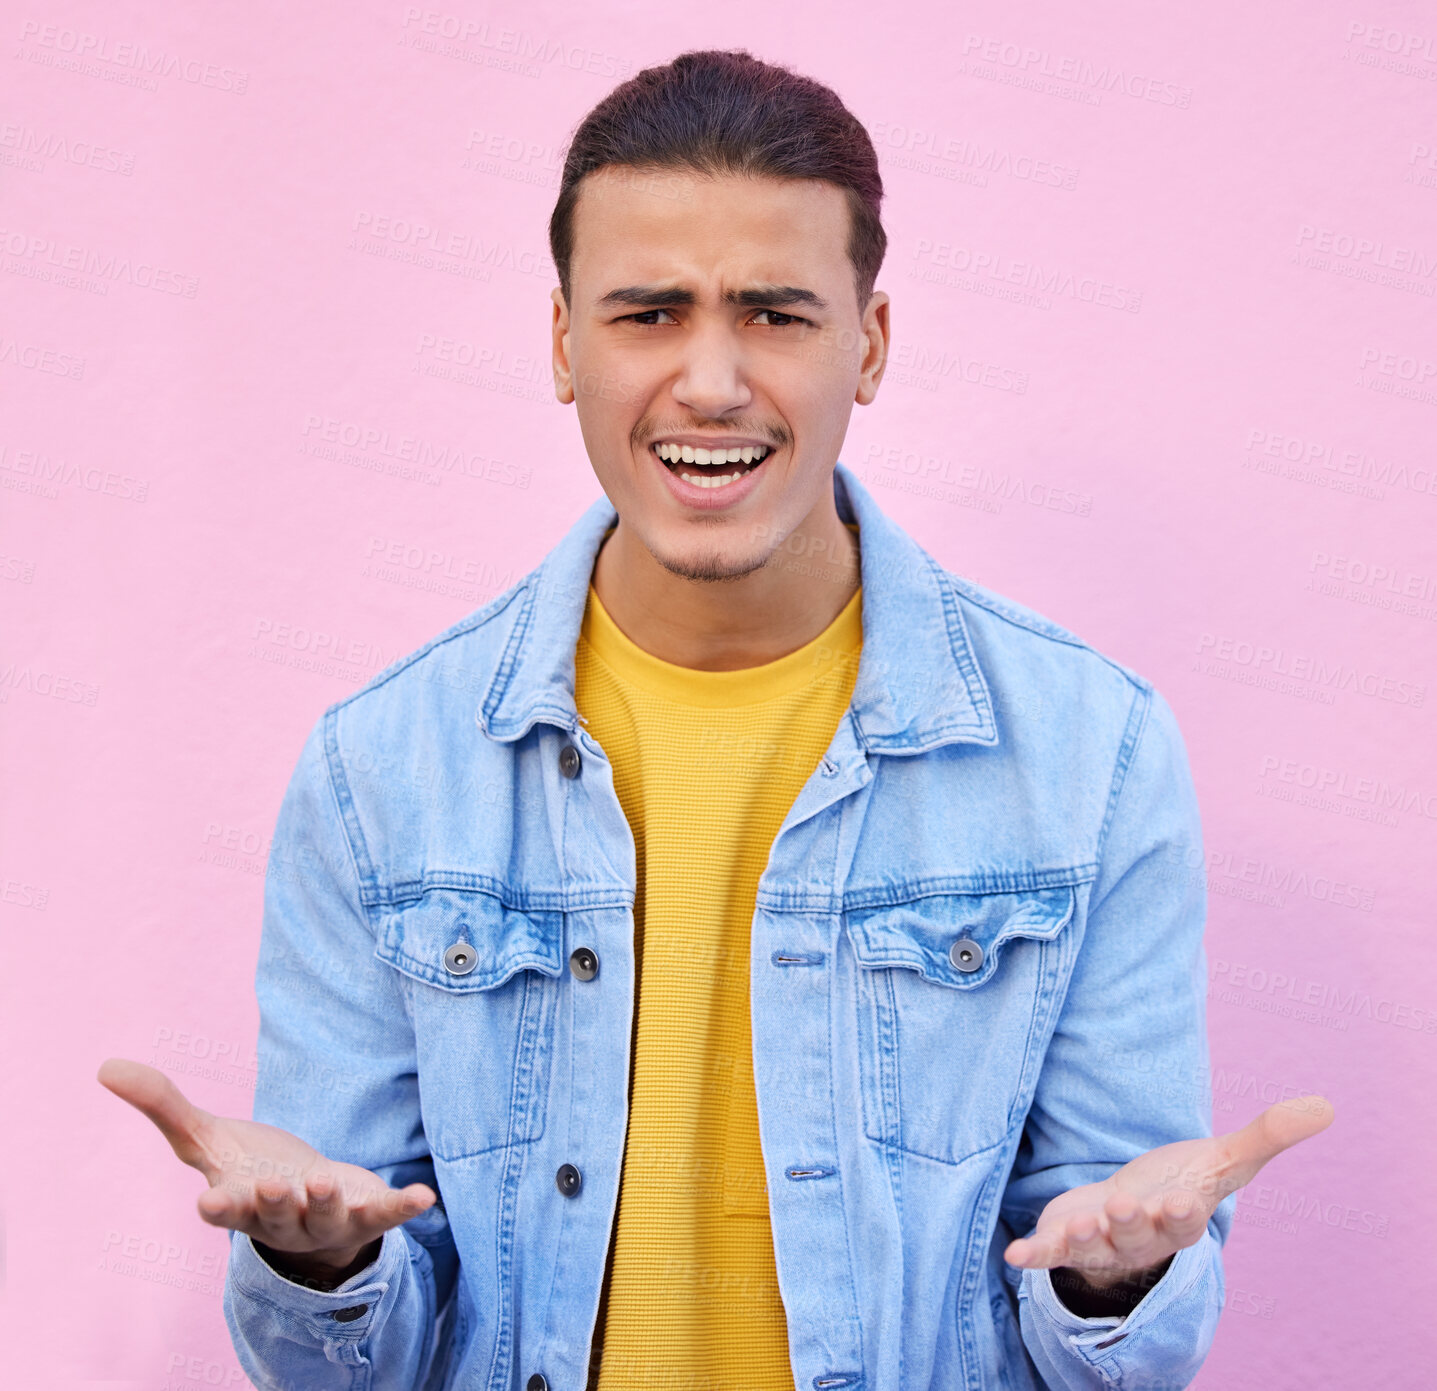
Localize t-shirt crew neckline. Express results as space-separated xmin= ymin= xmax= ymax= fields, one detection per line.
xmin=580 ymin=525 xmax=862 ymax=710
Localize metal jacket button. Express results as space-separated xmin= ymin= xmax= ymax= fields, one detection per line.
xmin=949 ymin=938 xmax=984 ymax=972
xmin=331 ymin=1304 xmax=368 ymax=1322
xmin=526 ymin=1376 xmax=549 ymax=1391
xmin=443 ymin=942 xmax=478 ymax=975
xmin=556 ymin=1163 xmax=582 ymax=1197
xmin=569 ymin=946 xmax=598 ymax=981
xmin=558 ymin=742 xmax=582 ymax=778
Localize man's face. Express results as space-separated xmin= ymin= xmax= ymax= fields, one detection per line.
xmin=551 ymin=165 xmax=888 ymax=582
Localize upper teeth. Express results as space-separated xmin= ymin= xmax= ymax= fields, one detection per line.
xmin=654 ymin=443 xmax=771 ymax=466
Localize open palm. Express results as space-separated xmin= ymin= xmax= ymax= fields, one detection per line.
xmin=1005 ymin=1093 xmax=1336 ymax=1288
xmin=97 ymin=1057 xmax=436 ymax=1274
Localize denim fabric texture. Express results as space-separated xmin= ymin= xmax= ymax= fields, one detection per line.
xmin=223 ymin=460 xmax=1234 ymax=1391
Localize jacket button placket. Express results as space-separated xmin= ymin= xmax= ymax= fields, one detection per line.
xmin=545 ymin=722 xmax=636 ymax=1388
xmin=748 ymin=777 xmax=870 ymax=1387
xmin=752 ymin=908 xmax=867 ymax=1383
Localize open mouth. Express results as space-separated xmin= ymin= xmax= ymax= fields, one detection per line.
xmin=650 ymin=441 xmax=775 ymax=490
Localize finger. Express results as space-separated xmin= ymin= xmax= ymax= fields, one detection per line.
xmin=342 ymin=1183 xmax=438 ymax=1246
xmin=1061 ymin=1214 xmax=1108 ymax=1277
xmin=371 ymin=1182 xmax=438 ymax=1228
xmin=197 ymin=1168 xmax=263 ymax=1230
xmin=96 ymin=1058 xmax=214 ymax=1173
xmin=252 ymin=1177 xmax=307 ymax=1246
xmin=300 ymin=1170 xmax=363 ymax=1249
xmin=1005 ymin=1226 xmax=1070 ymax=1270
xmin=1104 ymin=1191 xmax=1160 ymax=1264
xmin=1153 ymin=1186 xmax=1211 ymax=1247
xmin=1220 ymin=1094 xmax=1336 ymax=1189
xmin=398 ymin=1182 xmax=439 ymax=1212
xmin=197 ymin=1185 xmax=238 ymax=1228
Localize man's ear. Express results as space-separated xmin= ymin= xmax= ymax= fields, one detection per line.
xmin=551 ymin=286 xmax=574 ymax=405
xmin=855 ymin=290 xmax=889 ymax=407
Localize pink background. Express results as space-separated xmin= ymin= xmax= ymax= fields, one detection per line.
xmin=4 ymin=2 xmax=1434 ymax=1386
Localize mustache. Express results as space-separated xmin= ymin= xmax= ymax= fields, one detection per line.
xmin=634 ymin=422 xmax=791 ymax=449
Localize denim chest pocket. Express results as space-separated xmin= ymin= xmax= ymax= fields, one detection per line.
xmin=845 ymin=884 xmax=1078 ymax=1165
xmin=373 ymin=887 xmax=564 ymax=1162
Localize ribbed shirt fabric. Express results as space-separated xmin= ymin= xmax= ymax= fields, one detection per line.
xmin=576 ymin=527 xmax=863 ymax=1391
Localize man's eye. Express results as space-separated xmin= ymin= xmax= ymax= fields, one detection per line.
xmin=617 ymin=309 xmax=811 ymax=327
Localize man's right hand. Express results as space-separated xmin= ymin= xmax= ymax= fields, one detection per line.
xmin=97 ymin=1057 xmax=437 ymax=1285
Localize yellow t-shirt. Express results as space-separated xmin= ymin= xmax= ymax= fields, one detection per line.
xmin=577 ymin=527 xmax=863 ymax=1391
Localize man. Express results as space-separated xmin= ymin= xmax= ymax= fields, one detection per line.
xmin=99 ymin=48 xmax=1332 ymax=1391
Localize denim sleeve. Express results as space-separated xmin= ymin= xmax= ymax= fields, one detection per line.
xmin=999 ymin=684 xmax=1236 ymax=1391
xmin=221 ymin=709 xmax=461 ymax=1391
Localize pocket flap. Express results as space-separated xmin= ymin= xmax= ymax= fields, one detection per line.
xmin=845 ymin=885 xmax=1076 ymax=989
xmin=374 ymin=887 xmax=564 ymax=992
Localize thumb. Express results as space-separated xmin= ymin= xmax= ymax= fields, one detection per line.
xmin=97 ymin=1057 xmax=215 ymax=1176
xmin=1222 ymin=1093 xmax=1336 ymax=1188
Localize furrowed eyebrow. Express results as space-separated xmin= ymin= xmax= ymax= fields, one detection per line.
xmin=596 ymin=284 xmax=829 ymax=312
xmin=726 ymin=284 xmax=829 ymax=311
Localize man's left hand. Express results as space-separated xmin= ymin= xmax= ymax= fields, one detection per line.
xmin=1004 ymin=1093 xmax=1335 ymax=1291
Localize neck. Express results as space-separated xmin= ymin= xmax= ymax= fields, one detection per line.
xmin=589 ymin=499 xmax=860 ymax=672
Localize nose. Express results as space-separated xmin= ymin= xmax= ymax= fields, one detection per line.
xmin=670 ymin=319 xmax=752 ymax=419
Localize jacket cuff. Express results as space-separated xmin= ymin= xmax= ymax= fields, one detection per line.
xmin=226 ymin=1224 xmax=405 ymax=1331
xmin=1017 ymin=1224 xmax=1225 ymax=1390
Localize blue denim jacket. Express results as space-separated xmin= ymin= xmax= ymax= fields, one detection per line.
xmin=223 ymin=460 xmax=1234 ymax=1391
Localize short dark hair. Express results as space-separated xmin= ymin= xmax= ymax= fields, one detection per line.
xmin=549 ymin=48 xmax=886 ymax=315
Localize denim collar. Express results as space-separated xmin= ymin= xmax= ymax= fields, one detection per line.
xmin=476 ymin=460 xmax=998 ymax=754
